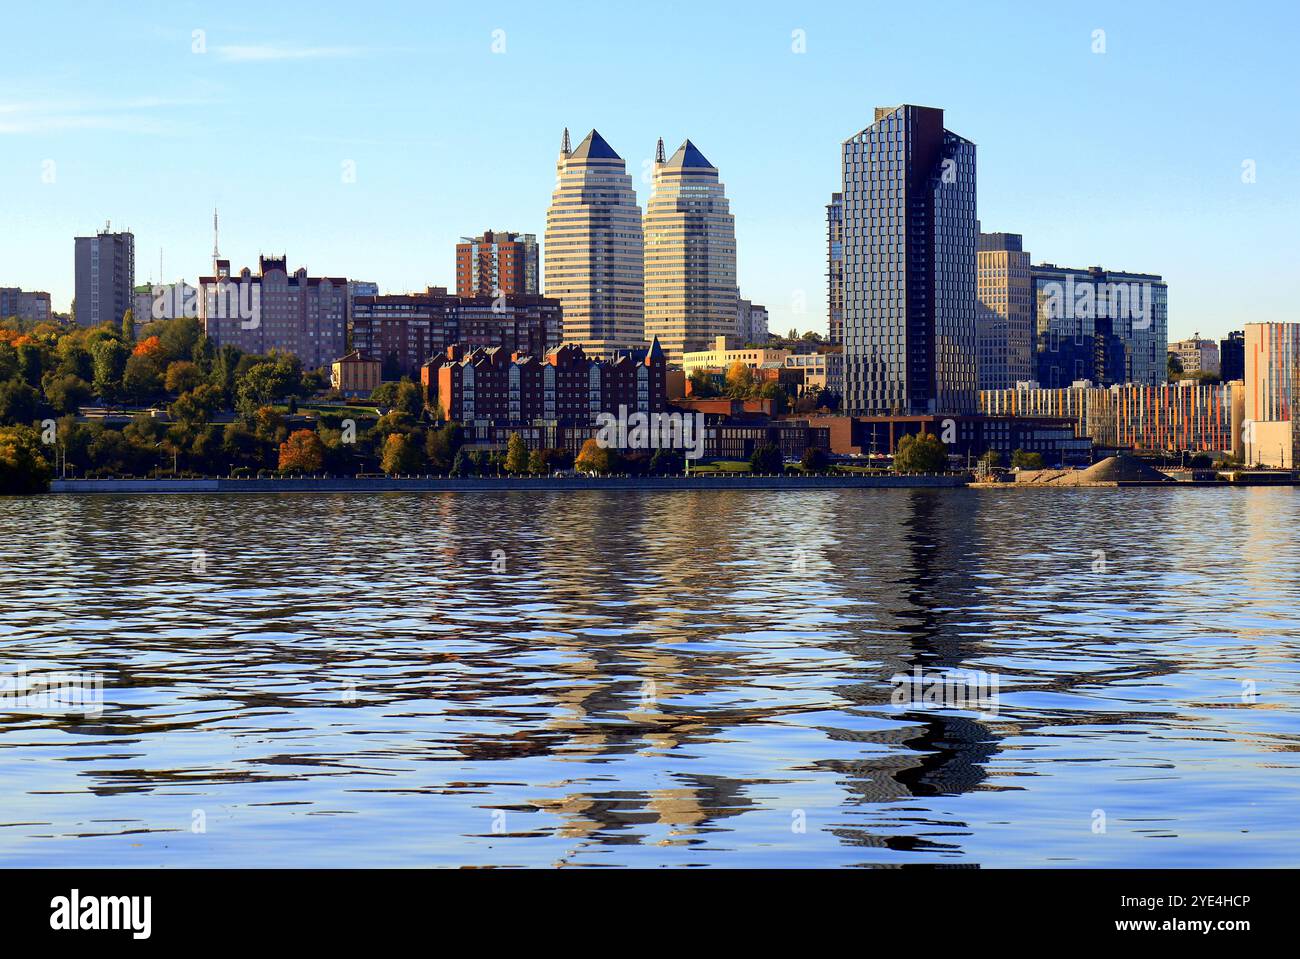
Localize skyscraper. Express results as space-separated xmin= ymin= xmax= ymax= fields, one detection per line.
xmin=642 ymin=138 xmax=738 ymax=366
xmin=544 ymin=128 xmax=645 ymax=355
xmin=1220 ymin=330 xmax=1245 ymax=382
xmin=977 ymin=231 xmax=1033 ymax=390
xmin=839 ymin=105 xmax=978 ymax=415
xmin=826 ymin=192 xmax=844 ymax=345
xmin=455 ymin=231 xmax=539 ymax=298
xmin=74 ymin=227 xmax=135 ymax=327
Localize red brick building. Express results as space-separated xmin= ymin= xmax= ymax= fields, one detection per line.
xmin=426 ymin=338 xmax=667 ymax=425
xmin=455 ymin=231 xmax=539 ymax=298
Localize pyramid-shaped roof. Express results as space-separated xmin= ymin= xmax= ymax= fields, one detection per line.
xmin=663 ymin=139 xmax=714 ymax=169
xmin=570 ymin=129 xmax=621 ymax=161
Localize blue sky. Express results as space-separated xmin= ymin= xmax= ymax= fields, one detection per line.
xmin=1 ymin=0 xmax=1296 ymax=340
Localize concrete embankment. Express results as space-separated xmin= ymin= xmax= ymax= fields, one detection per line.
xmin=50 ymin=473 xmax=970 ymax=494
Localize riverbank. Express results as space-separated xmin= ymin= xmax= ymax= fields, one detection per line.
xmin=49 ymin=473 xmax=970 ymax=493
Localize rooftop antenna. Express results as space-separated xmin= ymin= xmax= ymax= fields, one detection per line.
xmin=212 ymin=207 xmax=220 ymax=273
xmin=655 ymin=137 xmax=665 ymax=164
xmin=561 ymin=127 xmax=571 ymax=157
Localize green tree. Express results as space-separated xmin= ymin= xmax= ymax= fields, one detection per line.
xmin=370 ymin=381 xmax=400 ymax=408
xmin=0 ymin=425 xmax=53 ymax=493
xmin=893 ymin=432 xmax=949 ymax=473
xmin=164 ymin=360 xmax=203 ymax=394
xmin=425 ymin=422 xmax=464 ymax=472
xmin=393 ymin=378 xmax=423 ymax=416
xmin=1167 ymin=352 xmax=1184 ymax=382
xmin=800 ymin=446 xmax=829 ymax=472
xmin=121 ymin=309 xmax=135 ymax=342
xmin=122 ymin=354 xmax=164 ymax=404
xmin=504 ymin=433 xmax=529 ymax=474
xmin=649 ymin=447 xmax=685 ymax=475
xmin=749 ymin=442 xmax=784 ymax=473
xmin=1011 ymin=448 xmax=1045 ymax=470
xmin=0 ymin=378 xmax=39 ymax=425
xmin=42 ymin=373 xmax=93 ymax=415
xmin=90 ymin=338 xmax=128 ymax=403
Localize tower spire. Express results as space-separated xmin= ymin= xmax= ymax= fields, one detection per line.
xmin=212 ymin=207 xmax=220 ymax=273
xmin=655 ymin=137 xmax=665 ymax=164
xmin=561 ymin=127 xmax=571 ymax=156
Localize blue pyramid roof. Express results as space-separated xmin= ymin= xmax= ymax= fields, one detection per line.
xmin=570 ymin=129 xmax=621 ymax=161
xmin=664 ymin=139 xmax=713 ymax=169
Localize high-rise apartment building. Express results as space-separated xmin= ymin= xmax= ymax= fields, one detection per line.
xmin=826 ymin=193 xmax=844 ymax=345
xmin=74 ymin=227 xmax=135 ymax=327
xmin=736 ymin=299 xmax=769 ymax=344
xmin=1168 ymin=335 xmax=1221 ymax=376
xmin=199 ymin=255 xmax=348 ymax=370
xmin=1220 ymin=330 xmax=1245 ymax=382
xmin=1030 ymin=264 xmax=1168 ymax=388
xmin=544 ymin=128 xmax=645 ymax=355
xmin=976 ymin=231 xmax=1033 ymax=390
xmin=455 ymin=231 xmax=538 ymax=298
xmin=643 ymin=139 xmax=738 ymax=366
xmin=1243 ymin=322 xmax=1300 ymax=466
xmin=839 ymin=105 xmax=978 ymax=415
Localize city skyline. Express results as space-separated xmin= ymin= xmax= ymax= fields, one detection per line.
xmin=2 ymin=1 xmax=1297 ymax=342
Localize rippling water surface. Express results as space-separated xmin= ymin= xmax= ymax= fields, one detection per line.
xmin=1 ymin=488 xmax=1298 ymax=867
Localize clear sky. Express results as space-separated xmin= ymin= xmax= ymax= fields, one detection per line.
xmin=2 ymin=0 xmax=1297 ymax=341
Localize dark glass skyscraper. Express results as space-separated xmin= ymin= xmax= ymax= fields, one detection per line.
xmin=839 ymin=105 xmax=977 ymax=415
xmin=1220 ymin=330 xmax=1245 ymax=382
xmin=826 ymin=192 xmax=843 ymax=345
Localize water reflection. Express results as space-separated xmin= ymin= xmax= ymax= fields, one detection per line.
xmin=1 ymin=488 xmax=1298 ymax=867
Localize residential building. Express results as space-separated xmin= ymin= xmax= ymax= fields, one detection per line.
xmin=681 ymin=335 xmax=791 ymax=376
xmin=0 ymin=287 xmax=52 ymax=324
xmin=784 ymin=350 xmax=844 ymax=397
xmin=199 ymin=255 xmax=348 ymax=370
xmin=74 ymin=227 xmax=135 ymax=327
xmin=427 ymin=338 xmax=666 ymax=426
xmin=544 ymin=128 xmax=645 ymax=354
xmin=351 ymin=288 xmax=562 ymax=380
xmin=826 ymin=192 xmax=844 ymax=344
xmin=455 ymin=231 xmax=539 ymax=298
xmin=1169 ymin=334 xmax=1220 ymax=376
xmin=735 ymin=299 xmax=769 ymax=345
xmin=806 ymin=413 xmax=1091 ymax=466
xmin=1243 ymin=322 xmax=1300 ymax=467
xmin=1220 ymin=330 xmax=1245 ymax=382
xmin=1030 ymin=263 xmax=1168 ymax=387
xmin=977 ymin=231 xmax=1033 ymax=390
xmin=331 ymin=350 xmax=381 ymax=397
xmin=839 ymin=104 xmax=978 ymax=415
xmin=980 ymin=380 xmax=1244 ymax=457
xmin=643 ymin=138 xmax=738 ymax=365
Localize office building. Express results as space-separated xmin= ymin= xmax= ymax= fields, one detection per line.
xmin=839 ymin=104 xmax=978 ymax=415
xmin=681 ymin=335 xmax=791 ymax=376
xmin=544 ymin=128 xmax=645 ymax=355
xmin=74 ymin=227 xmax=135 ymax=327
xmin=1220 ymin=330 xmax=1245 ymax=382
xmin=643 ymin=138 xmax=738 ymax=365
xmin=1169 ymin=335 xmax=1220 ymax=376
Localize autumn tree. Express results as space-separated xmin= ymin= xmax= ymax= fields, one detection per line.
xmin=574 ymin=437 xmax=616 ymax=474
xmin=381 ymin=432 xmax=422 ymax=474
xmin=504 ymin=433 xmax=529 ymax=474
xmin=278 ymin=429 xmax=326 ymax=473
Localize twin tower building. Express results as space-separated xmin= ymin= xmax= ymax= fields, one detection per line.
xmin=544 ymin=128 xmax=738 ymax=365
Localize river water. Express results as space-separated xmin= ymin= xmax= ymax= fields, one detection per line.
xmin=1 ymin=488 xmax=1297 ymax=867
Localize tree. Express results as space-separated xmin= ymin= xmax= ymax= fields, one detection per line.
xmin=121 ymin=309 xmax=135 ymax=342
xmin=725 ymin=361 xmax=755 ymax=397
xmin=1167 ymin=352 xmax=1184 ymax=382
xmin=393 ymin=379 xmax=423 ymax=416
xmin=425 ymin=422 xmax=464 ymax=472
xmin=132 ymin=335 xmax=164 ymax=360
xmin=0 ymin=378 xmax=39 ymax=425
xmin=90 ymin=339 xmax=128 ymax=403
xmin=1011 ymin=448 xmax=1045 ymax=470
xmin=688 ymin=369 xmax=720 ymax=398
xmin=649 ymin=447 xmax=685 ymax=475
xmin=450 ymin=448 xmax=474 ymax=477
xmin=504 ymin=433 xmax=529 ymax=474
xmin=574 ymin=438 xmax=616 ymax=474
xmin=278 ymin=429 xmax=326 ymax=473
xmin=750 ymin=442 xmax=784 ymax=473
xmin=42 ymin=373 xmax=92 ymax=415
xmin=800 ymin=446 xmax=829 ymax=472
xmin=122 ymin=354 xmax=164 ymax=404
xmin=380 ymin=432 xmax=422 ymax=474
xmin=236 ymin=358 xmax=300 ymax=411
xmin=980 ymin=449 xmax=1002 ymax=470
xmin=0 ymin=425 xmax=52 ymax=493
xmin=169 ymin=384 xmax=223 ymax=433
xmin=893 ymin=432 xmax=949 ymax=473
xmin=370 ymin=381 xmax=400 ymax=407
xmin=164 ymin=360 xmax=203 ymax=394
